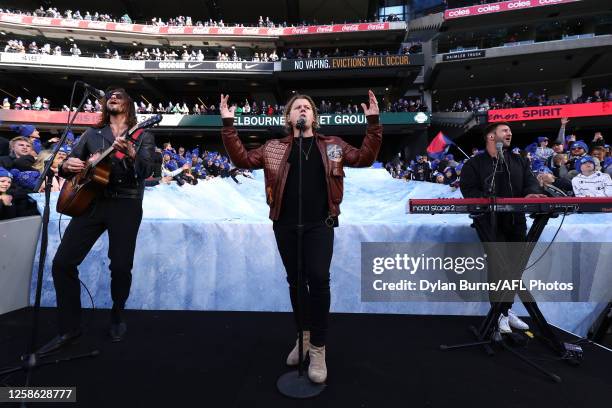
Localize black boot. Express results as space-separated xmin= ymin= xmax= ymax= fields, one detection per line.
xmin=109 ymin=306 xmax=127 ymax=342
xmin=37 ymin=329 xmax=82 ymax=355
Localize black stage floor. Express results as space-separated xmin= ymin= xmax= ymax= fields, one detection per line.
xmin=0 ymin=308 xmax=610 ymax=408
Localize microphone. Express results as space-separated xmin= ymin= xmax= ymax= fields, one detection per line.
xmin=78 ymin=81 xmax=106 ymax=99
xmin=296 ymin=116 xmax=306 ymax=130
xmin=496 ymin=142 xmax=505 ymax=164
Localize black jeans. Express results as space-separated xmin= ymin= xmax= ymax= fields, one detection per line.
xmin=273 ymin=221 xmax=334 ymax=347
xmin=473 ymin=214 xmax=527 ymax=315
xmin=51 ymin=197 xmax=143 ymax=334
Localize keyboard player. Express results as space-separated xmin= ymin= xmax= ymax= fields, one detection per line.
xmin=460 ymin=122 xmax=547 ymax=333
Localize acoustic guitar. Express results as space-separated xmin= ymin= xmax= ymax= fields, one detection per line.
xmin=56 ymin=114 xmax=162 ymax=216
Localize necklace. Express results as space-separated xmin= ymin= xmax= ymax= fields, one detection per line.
xmin=300 ymin=137 xmax=315 ymax=160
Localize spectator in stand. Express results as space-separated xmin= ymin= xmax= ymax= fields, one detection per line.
xmin=534 ymin=137 xmax=554 ymax=162
xmin=590 ymin=145 xmax=607 ymax=171
xmin=551 ymin=153 xmax=570 ymax=180
xmin=32 ymin=96 xmax=43 ymax=110
xmin=546 ymin=138 xmax=565 ymax=168
xmin=0 ymin=167 xmax=17 ymax=220
xmin=161 ymin=150 xmax=187 ymax=185
xmin=27 ymin=41 xmax=38 ymax=53
xmin=70 ymin=43 xmax=81 ymax=57
xmin=567 ymin=140 xmax=589 ymax=175
xmin=536 ymin=166 xmax=573 ymax=196
xmin=0 ymin=135 xmax=36 ymax=172
xmin=31 ymin=147 xmax=68 ymax=192
xmin=571 ymin=156 xmax=612 ymax=197
xmin=443 ymin=166 xmax=459 ymax=188
xmin=413 ymin=155 xmax=432 ymax=182
xmin=591 ymin=131 xmax=606 ymax=148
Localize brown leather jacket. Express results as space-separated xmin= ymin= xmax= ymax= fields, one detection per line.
xmin=221 ymin=116 xmax=383 ymax=221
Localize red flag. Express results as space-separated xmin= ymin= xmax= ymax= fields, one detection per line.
xmin=427 ymin=132 xmax=453 ymax=159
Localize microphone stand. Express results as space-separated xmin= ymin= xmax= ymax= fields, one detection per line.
xmin=488 ymin=149 xmax=501 ymax=237
xmin=0 ymin=84 xmax=100 ymax=403
xmin=277 ymin=119 xmax=325 ymax=398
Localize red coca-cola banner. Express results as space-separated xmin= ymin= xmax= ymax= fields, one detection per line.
xmin=488 ymin=102 xmax=612 ymax=122
xmin=0 ymin=13 xmax=395 ymax=37
xmin=444 ymin=0 xmax=580 ymax=20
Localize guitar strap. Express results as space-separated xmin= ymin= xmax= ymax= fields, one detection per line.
xmin=114 ymin=129 xmax=144 ymax=160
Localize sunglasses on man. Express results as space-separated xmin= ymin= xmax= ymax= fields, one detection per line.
xmin=106 ymin=92 xmax=126 ymax=100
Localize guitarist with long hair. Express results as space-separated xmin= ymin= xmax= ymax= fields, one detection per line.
xmin=39 ymin=87 xmax=155 ymax=352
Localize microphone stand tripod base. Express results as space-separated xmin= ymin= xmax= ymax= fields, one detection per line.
xmin=277 ymin=369 xmax=326 ymax=398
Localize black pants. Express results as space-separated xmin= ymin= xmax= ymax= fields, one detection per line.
xmin=473 ymin=214 xmax=527 ymax=315
xmin=273 ymin=222 xmax=334 ymax=347
xmin=52 ymin=197 xmax=143 ymax=334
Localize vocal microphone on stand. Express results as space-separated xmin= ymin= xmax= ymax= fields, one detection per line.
xmin=496 ymin=142 xmax=505 ymax=165
xmin=296 ymin=116 xmax=306 ymax=130
xmin=77 ymin=81 xmax=106 ymax=99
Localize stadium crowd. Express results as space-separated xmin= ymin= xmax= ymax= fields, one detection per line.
xmin=0 ymin=125 xmax=254 ymax=220
xmin=442 ymin=88 xmax=612 ymax=113
xmin=0 ymin=6 xmax=397 ymax=27
xmin=1 ymin=95 xmax=428 ymax=115
xmin=3 ymin=37 xmax=418 ymax=64
xmin=385 ymin=118 xmax=612 ymax=198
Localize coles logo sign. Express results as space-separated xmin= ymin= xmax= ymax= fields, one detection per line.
xmin=444 ymin=0 xmax=578 ymax=20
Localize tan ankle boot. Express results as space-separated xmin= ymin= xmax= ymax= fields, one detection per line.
xmin=286 ymin=331 xmax=310 ymax=366
xmin=308 ymin=343 xmax=327 ymax=383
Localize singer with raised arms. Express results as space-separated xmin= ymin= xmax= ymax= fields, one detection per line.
xmin=220 ymin=91 xmax=382 ymax=384
xmin=459 ymin=122 xmax=547 ymax=334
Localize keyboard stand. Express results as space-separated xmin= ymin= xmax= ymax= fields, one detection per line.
xmin=440 ymin=211 xmax=578 ymax=382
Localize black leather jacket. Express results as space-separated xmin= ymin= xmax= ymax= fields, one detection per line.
xmin=59 ymin=126 xmax=155 ymax=199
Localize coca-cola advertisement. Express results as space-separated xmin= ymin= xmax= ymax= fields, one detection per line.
xmin=0 ymin=13 xmax=395 ymax=37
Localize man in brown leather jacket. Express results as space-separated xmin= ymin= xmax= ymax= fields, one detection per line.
xmin=220 ymin=91 xmax=382 ymax=384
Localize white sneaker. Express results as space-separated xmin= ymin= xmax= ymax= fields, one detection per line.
xmin=497 ymin=313 xmax=512 ymax=334
xmin=507 ymin=309 xmax=530 ymax=330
